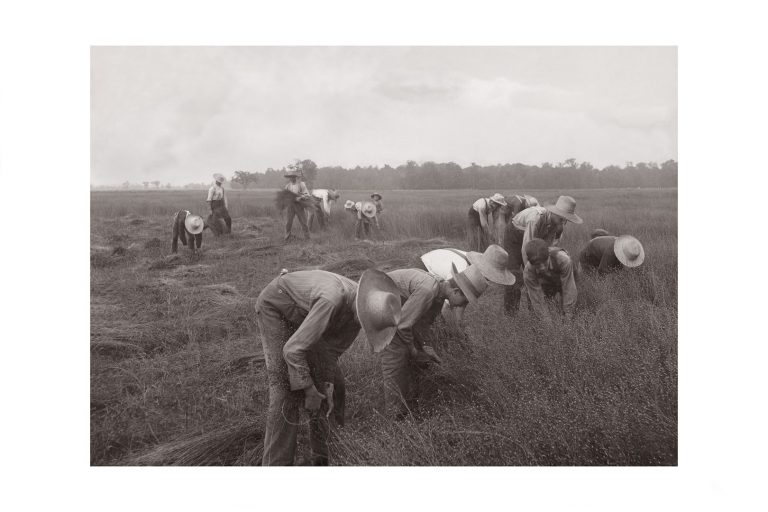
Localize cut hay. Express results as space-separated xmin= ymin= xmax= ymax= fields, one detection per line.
xmin=275 ymin=189 xmax=319 ymax=211
xmin=394 ymin=237 xmax=451 ymax=249
xmin=148 ymin=254 xmax=182 ymax=270
xmin=129 ymin=218 xmax=146 ymax=225
xmin=320 ymin=258 xmax=375 ymax=279
xmin=220 ymin=353 xmax=265 ymax=376
xmin=90 ymin=340 xmax=145 ymax=359
xmin=168 ymin=264 xmax=210 ymax=278
xmin=233 ymin=244 xmax=278 ymax=256
xmin=125 ymin=420 xmax=264 ymax=466
xmin=144 ymin=238 xmax=164 ymax=249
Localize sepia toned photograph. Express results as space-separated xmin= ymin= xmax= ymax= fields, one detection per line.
xmin=90 ymin=46 xmax=677 ymax=467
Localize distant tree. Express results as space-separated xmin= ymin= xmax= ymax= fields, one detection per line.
xmin=165 ymin=182 xmax=172 ymax=188
xmin=151 ymin=180 xmax=161 ymax=188
xmin=232 ymin=170 xmax=259 ymax=189
xmin=142 ymin=181 xmax=149 ymax=189
xmin=563 ymin=158 xmax=578 ymax=168
xmin=288 ymin=159 xmax=318 ymax=188
xmin=122 ymin=181 xmax=130 ymax=189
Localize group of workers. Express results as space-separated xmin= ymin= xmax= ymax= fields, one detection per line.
xmin=172 ymin=173 xmax=646 ymax=466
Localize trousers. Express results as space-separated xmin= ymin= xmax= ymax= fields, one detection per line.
xmin=209 ymin=200 xmax=232 ymax=234
xmin=285 ymin=201 xmax=310 ymax=240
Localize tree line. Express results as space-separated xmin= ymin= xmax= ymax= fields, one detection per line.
xmin=249 ymin=158 xmax=677 ymax=190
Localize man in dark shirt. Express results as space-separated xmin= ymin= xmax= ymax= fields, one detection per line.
xmin=578 ymin=230 xmax=645 ymax=273
xmin=523 ymin=239 xmax=578 ymax=321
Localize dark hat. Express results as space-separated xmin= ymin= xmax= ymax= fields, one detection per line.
xmin=524 ymin=239 xmax=549 ymax=264
xmin=371 ymin=193 xmax=382 ymax=200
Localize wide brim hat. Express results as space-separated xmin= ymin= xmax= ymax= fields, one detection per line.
xmin=489 ymin=193 xmax=507 ymax=207
xmin=213 ymin=173 xmax=225 ymax=183
xmin=371 ymin=193 xmax=382 ymax=200
xmin=184 ymin=214 xmax=205 ymax=235
xmin=451 ymin=262 xmax=488 ymax=303
xmin=466 ymin=244 xmax=516 ymax=285
xmin=360 ymin=201 xmax=377 ymax=218
xmin=545 ymin=195 xmax=583 ymax=224
xmin=344 ymin=200 xmax=356 ymax=209
xmin=523 ymin=194 xmax=539 ymax=206
xmin=613 ymin=235 xmax=645 ymax=268
xmin=284 ymin=169 xmax=300 ymax=178
xmin=356 ymin=269 xmax=402 ymax=353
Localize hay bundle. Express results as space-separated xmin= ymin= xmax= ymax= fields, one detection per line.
xmin=275 ymin=189 xmax=319 ymax=211
xmin=125 ymin=420 xmax=264 ymax=466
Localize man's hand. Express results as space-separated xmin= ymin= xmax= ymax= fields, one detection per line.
xmin=324 ymin=382 xmax=335 ymax=419
xmin=413 ymin=346 xmax=442 ymax=368
xmin=303 ymin=384 xmax=326 ymax=411
xmin=422 ymin=345 xmax=443 ymax=365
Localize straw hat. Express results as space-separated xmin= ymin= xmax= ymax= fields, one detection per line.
xmin=489 ymin=193 xmax=507 ymax=206
xmin=344 ymin=200 xmax=356 ymax=210
xmin=184 ymin=214 xmax=205 ymax=235
xmin=523 ymin=194 xmax=539 ymax=206
xmin=213 ymin=173 xmax=225 ymax=183
xmin=545 ymin=195 xmax=583 ymax=224
xmin=371 ymin=193 xmax=382 ymax=200
xmin=466 ymin=244 xmax=516 ymax=285
xmin=360 ymin=201 xmax=377 ymax=218
xmin=284 ymin=169 xmax=300 ymax=178
xmin=450 ymin=263 xmax=488 ymax=302
xmin=356 ymin=269 xmax=402 ymax=352
xmin=613 ymin=235 xmax=645 ymax=268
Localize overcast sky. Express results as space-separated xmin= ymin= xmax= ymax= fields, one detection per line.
xmin=90 ymin=46 xmax=676 ymax=185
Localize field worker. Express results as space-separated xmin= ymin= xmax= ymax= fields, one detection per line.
xmin=578 ymin=229 xmax=645 ymax=274
xmin=171 ymin=210 xmax=208 ymax=255
xmin=282 ymin=169 xmax=311 ymax=241
xmin=467 ymin=193 xmax=507 ymax=251
xmin=371 ymin=193 xmax=384 ymax=228
xmin=308 ymin=188 xmax=341 ymax=230
xmin=206 ymin=173 xmax=232 ymax=234
xmin=255 ymin=269 xmax=370 ymax=466
xmin=502 ymin=195 xmax=582 ymax=315
xmin=417 ymin=245 xmax=516 ymax=323
xmin=379 ymin=265 xmax=485 ymax=418
xmin=505 ymin=194 xmax=540 ymax=220
xmin=355 ymin=201 xmax=377 ymax=240
xmin=523 ymin=239 xmax=578 ymax=321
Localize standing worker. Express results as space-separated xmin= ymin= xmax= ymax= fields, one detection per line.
xmin=502 ymin=195 xmax=582 ymax=315
xmin=355 ymin=201 xmax=377 ymax=240
xmin=206 ymin=173 xmax=232 ymax=234
xmin=467 ymin=193 xmax=507 ymax=251
xmin=371 ymin=193 xmax=384 ymax=229
xmin=283 ymin=169 xmax=311 ymax=242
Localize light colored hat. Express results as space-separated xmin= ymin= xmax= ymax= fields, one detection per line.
xmin=344 ymin=200 xmax=356 ymax=210
xmin=545 ymin=195 xmax=583 ymax=224
xmin=360 ymin=201 xmax=377 ymax=218
xmin=613 ymin=235 xmax=645 ymax=268
xmin=356 ymin=269 xmax=402 ymax=353
xmin=450 ymin=262 xmax=488 ymax=303
xmin=213 ymin=173 xmax=225 ymax=183
xmin=284 ymin=169 xmax=300 ymax=178
xmin=466 ymin=244 xmax=516 ymax=285
xmin=184 ymin=214 xmax=205 ymax=235
xmin=371 ymin=192 xmax=382 ymax=200
xmin=489 ymin=193 xmax=507 ymax=207
xmin=523 ymin=194 xmax=539 ymax=206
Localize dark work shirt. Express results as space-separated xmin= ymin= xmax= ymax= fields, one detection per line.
xmin=578 ymin=236 xmax=622 ymax=273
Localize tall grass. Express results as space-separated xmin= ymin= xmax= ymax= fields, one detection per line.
xmin=91 ymin=188 xmax=677 ymax=465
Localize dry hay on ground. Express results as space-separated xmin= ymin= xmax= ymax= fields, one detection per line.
xmin=124 ymin=420 xmax=264 ymax=466
xmin=144 ymin=238 xmax=164 ymax=249
xmin=148 ymin=254 xmax=183 ymax=270
xmin=90 ymin=340 xmax=145 ymax=359
xmin=219 ymin=353 xmax=265 ymax=376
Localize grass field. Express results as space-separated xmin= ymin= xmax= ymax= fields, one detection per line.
xmin=90 ymin=188 xmax=677 ymax=466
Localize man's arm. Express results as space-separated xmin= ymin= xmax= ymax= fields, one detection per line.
xmin=206 ymin=186 xmax=214 ymax=202
xmin=556 ymin=252 xmax=577 ymax=320
xmin=223 ymin=189 xmax=228 ymax=208
xmin=282 ymin=298 xmax=338 ymax=391
xmin=521 ymin=217 xmax=538 ymax=267
xmin=523 ymin=263 xmax=550 ymax=320
xmin=396 ymin=281 xmax=439 ymax=355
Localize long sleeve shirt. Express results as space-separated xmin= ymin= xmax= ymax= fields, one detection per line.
xmin=578 ymin=236 xmax=621 ymax=273
xmin=386 ymin=269 xmax=445 ymax=350
xmin=206 ymin=183 xmax=227 ymax=207
xmin=511 ymin=206 xmax=563 ymax=266
xmin=523 ymin=248 xmax=577 ymax=320
xmin=278 ymin=270 xmax=359 ymax=390
xmin=471 ymin=198 xmax=494 ymax=231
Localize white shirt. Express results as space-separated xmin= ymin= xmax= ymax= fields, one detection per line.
xmin=206 ymin=183 xmax=227 ymax=206
xmin=284 ymin=181 xmax=309 ymax=195
xmin=311 ymin=189 xmax=336 ymax=215
xmin=420 ymin=249 xmax=470 ymax=280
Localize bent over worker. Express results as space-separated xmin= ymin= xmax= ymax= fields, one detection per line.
xmin=578 ymin=229 xmax=645 ymax=273
xmin=523 ymin=238 xmax=578 ymax=321
xmin=255 ymin=270 xmax=360 ymax=466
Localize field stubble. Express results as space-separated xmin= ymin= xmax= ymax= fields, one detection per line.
xmin=90 ymin=188 xmax=677 ymax=465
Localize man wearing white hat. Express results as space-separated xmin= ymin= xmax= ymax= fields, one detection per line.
xmin=417 ymin=244 xmax=516 ymax=323
xmin=523 ymin=238 xmax=578 ymax=321
xmin=256 ymin=269 xmax=395 ymax=466
xmin=355 ymin=201 xmax=377 ymax=240
xmin=467 ymin=193 xmax=507 ymax=251
xmin=206 ymin=173 xmax=232 ymax=234
xmin=503 ymin=195 xmax=583 ymax=314
xmin=171 ymin=209 xmax=207 ymax=255
xmin=578 ymin=230 xmax=645 ymax=273
xmin=378 ymin=265 xmax=485 ymax=417
xmin=282 ymin=169 xmax=311 ymax=241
